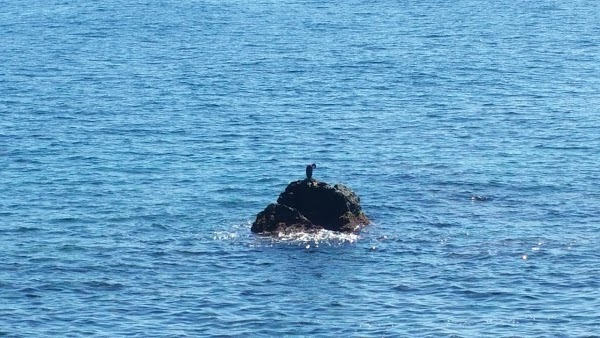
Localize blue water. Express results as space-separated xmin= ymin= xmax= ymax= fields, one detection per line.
xmin=2 ymin=0 xmax=600 ymax=336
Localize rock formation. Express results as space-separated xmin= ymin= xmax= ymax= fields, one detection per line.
xmin=251 ymin=179 xmax=370 ymax=234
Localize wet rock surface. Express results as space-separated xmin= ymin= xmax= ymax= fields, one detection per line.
xmin=251 ymin=179 xmax=370 ymax=234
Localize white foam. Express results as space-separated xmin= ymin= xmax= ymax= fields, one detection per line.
xmin=271 ymin=229 xmax=360 ymax=247
xmin=212 ymin=231 xmax=239 ymax=241
xmin=213 ymin=222 xmax=361 ymax=248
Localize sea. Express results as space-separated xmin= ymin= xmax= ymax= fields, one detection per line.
xmin=1 ymin=0 xmax=599 ymax=336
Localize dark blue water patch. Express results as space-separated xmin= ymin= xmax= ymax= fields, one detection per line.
xmin=3 ymin=226 xmax=42 ymax=234
xmin=56 ymin=244 xmax=87 ymax=253
xmin=82 ymin=280 xmax=125 ymax=291
xmin=48 ymin=217 xmax=85 ymax=225
xmin=431 ymin=221 xmax=462 ymax=228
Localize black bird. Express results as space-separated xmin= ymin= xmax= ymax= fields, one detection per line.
xmin=306 ymin=163 xmax=316 ymax=180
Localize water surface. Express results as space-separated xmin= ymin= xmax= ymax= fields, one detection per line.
xmin=1 ymin=0 xmax=600 ymax=336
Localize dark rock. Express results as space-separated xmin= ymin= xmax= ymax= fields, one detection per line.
xmin=470 ymin=195 xmax=490 ymax=201
xmin=251 ymin=179 xmax=370 ymax=234
xmin=251 ymin=203 xmax=321 ymax=234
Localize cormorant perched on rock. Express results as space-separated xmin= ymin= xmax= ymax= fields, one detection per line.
xmin=305 ymin=163 xmax=316 ymax=180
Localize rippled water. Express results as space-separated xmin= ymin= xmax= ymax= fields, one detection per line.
xmin=2 ymin=0 xmax=600 ymax=336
